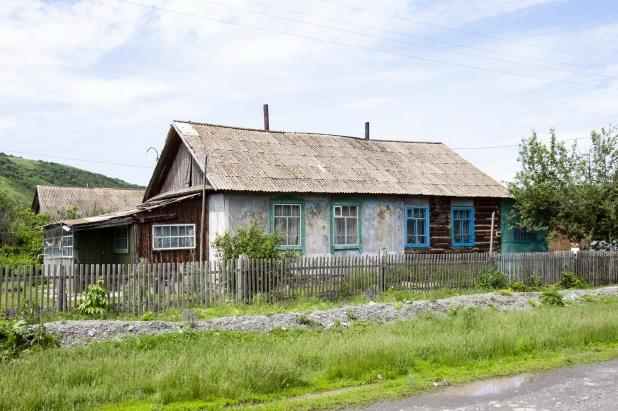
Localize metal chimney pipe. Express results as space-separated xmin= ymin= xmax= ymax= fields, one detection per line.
xmin=365 ymin=122 xmax=370 ymax=140
xmin=263 ymin=104 xmax=270 ymax=131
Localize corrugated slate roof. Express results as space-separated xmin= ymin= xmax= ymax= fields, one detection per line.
xmin=33 ymin=186 xmax=145 ymax=216
xmin=170 ymin=121 xmax=510 ymax=198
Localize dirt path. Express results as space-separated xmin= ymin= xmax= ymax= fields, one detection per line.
xmin=44 ymin=287 xmax=618 ymax=346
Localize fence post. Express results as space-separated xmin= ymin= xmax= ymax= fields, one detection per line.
xmin=57 ymin=264 xmax=67 ymax=313
xmin=237 ymin=255 xmax=249 ymax=303
xmin=379 ymin=248 xmax=388 ymax=292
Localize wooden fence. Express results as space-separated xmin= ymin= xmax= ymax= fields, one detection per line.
xmin=2 ymin=251 xmax=618 ymax=318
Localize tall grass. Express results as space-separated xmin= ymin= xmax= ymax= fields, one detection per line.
xmin=2 ymin=298 xmax=618 ymax=410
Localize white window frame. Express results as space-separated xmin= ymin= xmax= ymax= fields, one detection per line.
xmin=272 ymin=203 xmax=303 ymax=248
xmin=43 ymin=226 xmax=73 ymax=258
xmin=114 ymin=226 xmax=129 ymax=254
xmin=152 ymin=224 xmax=196 ymax=251
xmin=333 ymin=205 xmax=360 ymax=247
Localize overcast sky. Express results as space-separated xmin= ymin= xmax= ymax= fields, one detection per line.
xmin=1 ymin=0 xmax=617 ymax=187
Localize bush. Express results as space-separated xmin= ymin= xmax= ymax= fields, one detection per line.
xmin=77 ymin=279 xmax=110 ymax=317
xmin=478 ymin=269 xmax=508 ymax=290
xmin=528 ymin=275 xmax=543 ymax=290
xmin=559 ymin=272 xmax=588 ymax=289
xmin=509 ymin=281 xmax=528 ymax=292
xmin=540 ymin=288 xmax=565 ymax=306
xmin=212 ymin=221 xmax=301 ymax=260
xmin=0 ymin=320 xmax=59 ymax=361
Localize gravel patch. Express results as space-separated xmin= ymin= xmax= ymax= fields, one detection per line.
xmin=44 ymin=287 xmax=618 ymax=346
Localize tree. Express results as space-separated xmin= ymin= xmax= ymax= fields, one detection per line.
xmin=508 ymin=126 xmax=618 ymax=249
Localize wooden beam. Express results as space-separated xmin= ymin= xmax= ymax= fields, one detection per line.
xmin=138 ymin=214 xmax=177 ymax=224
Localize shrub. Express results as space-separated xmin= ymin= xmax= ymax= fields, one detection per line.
xmin=0 ymin=320 xmax=59 ymax=361
xmin=496 ymin=289 xmax=513 ymax=296
xmin=478 ymin=269 xmax=508 ymax=290
xmin=540 ymin=288 xmax=565 ymax=306
xmin=529 ymin=275 xmax=543 ymax=290
xmin=509 ymin=281 xmax=528 ymax=292
xmin=559 ymin=272 xmax=588 ymax=289
xmin=77 ymin=279 xmax=110 ymax=317
xmin=212 ymin=221 xmax=301 ymax=260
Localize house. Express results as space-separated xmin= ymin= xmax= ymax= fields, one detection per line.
xmin=34 ymin=186 xmax=144 ymax=262
xmin=42 ymin=116 xmax=511 ymax=265
xmin=33 ymin=186 xmax=145 ymax=217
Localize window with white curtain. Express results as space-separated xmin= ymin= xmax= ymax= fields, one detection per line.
xmin=272 ymin=204 xmax=302 ymax=247
xmin=333 ymin=205 xmax=359 ymax=246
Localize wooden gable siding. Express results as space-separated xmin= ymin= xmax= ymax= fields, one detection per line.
xmin=160 ymin=144 xmax=204 ymax=194
xmin=406 ymin=197 xmax=501 ymax=254
xmin=145 ymin=129 xmax=205 ymax=201
xmin=134 ymin=195 xmax=207 ymax=264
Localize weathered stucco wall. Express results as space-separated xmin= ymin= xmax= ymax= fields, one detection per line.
xmin=218 ymin=193 xmax=411 ymax=256
xmin=208 ymin=192 xmax=502 ymax=257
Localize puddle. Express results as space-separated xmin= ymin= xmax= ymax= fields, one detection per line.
xmin=432 ymin=373 xmax=542 ymax=397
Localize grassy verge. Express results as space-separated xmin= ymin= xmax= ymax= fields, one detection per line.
xmin=37 ymin=287 xmax=489 ymax=322
xmin=2 ymin=296 xmax=618 ymax=410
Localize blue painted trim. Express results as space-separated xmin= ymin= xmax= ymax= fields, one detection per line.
xmin=330 ymin=201 xmax=362 ymax=253
xmin=451 ymin=206 xmax=475 ymax=247
xmin=270 ymin=197 xmax=305 ymax=253
xmin=404 ymin=206 xmax=430 ymax=248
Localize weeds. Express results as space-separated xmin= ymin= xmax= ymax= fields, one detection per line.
xmin=540 ymin=287 xmax=565 ymax=306
xmin=77 ymin=279 xmax=110 ymax=317
xmin=560 ymin=272 xmax=589 ymax=290
xmin=478 ymin=269 xmax=508 ymax=290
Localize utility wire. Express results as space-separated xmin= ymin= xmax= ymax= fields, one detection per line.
xmin=235 ymin=0 xmax=618 ymax=74
xmin=315 ymin=0 xmax=618 ymax=60
xmin=115 ymin=0 xmax=618 ymax=90
xmin=1 ymin=150 xmax=154 ymax=169
xmin=189 ymin=0 xmax=618 ymax=80
xmin=452 ymin=136 xmax=591 ymax=150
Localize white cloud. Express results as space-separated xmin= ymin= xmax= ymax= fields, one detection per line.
xmin=0 ymin=0 xmax=616 ymax=187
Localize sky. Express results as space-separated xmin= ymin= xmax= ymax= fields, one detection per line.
xmin=1 ymin=0 xmax=617 ymax=187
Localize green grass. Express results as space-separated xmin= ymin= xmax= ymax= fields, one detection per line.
xmin=2 ymin=296 xmax=618 ymax=411
xmin=0 ymin=153 xmax=143 ymax=205
xmin=33 ymin=287 xmax=488 ymax=323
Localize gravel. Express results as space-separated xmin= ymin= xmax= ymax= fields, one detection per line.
xmin=44 ymin=287 xmax=618 ymax=346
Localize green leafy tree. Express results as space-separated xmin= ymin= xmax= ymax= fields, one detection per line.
xmin=508 ymin=127 xmax=618 ymax=248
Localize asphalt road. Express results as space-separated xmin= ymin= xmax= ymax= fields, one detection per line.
xmin=350 ymin=359 xmax=618 ymax=411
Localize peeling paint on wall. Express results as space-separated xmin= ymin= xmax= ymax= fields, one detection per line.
xmin=228 ymin=198 xmax=268 ymax=232
xmin=305 ymin=200 xmax=330 ymax=254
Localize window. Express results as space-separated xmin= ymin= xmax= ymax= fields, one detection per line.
xmin=114 ymin=226 xmax=129 ymax=253
xmin=331 ymin=202 xmax=362 ymax=251
xmin=153 ymin=224 xmax=196 ymax=250
xmin=452 ymin=207 xmax=475 ymax=247
xmin=405 ymin=206 xmax=430 ymax=248
xmin=43 ymin=226 xmax=73 ymax=258
xmin=514 ymin=228 xmax=538 ymax=242
xmin=272 ymin=203 xmax=302 ymax=247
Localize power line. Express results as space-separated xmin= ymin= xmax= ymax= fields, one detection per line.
xmin=452 ymin=136 xmax=591 ymax=150
xmin=190 ymin=0 xmax=618 ymax=80
xmin=235 ymin=0 xmax=618 ymax=74
xmin=314 ymin=0 xmax=618 ymax=60
xmin=116 ymin=0 xmax=618 ymax=90
xmin=1 ymin=150 xmax=154 ymax=169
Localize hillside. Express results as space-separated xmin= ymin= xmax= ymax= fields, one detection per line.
xmin=0 ymin=153 xmax=145 ymax=205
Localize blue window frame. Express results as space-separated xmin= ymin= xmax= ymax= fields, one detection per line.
xmin=514 ymin=228 xmax=538 ymax=242
xmin=452 ymin=207 xmax=475 ymax=247
xmin=405 ymin=206 xmax=430 ymax=248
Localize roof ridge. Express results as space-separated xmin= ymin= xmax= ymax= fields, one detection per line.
xmin=173 ymin=120 xmax=443 ymax=145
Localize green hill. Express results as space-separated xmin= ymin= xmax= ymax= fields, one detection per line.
xmin=0 ymin=153 xmax=145 ymax=205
